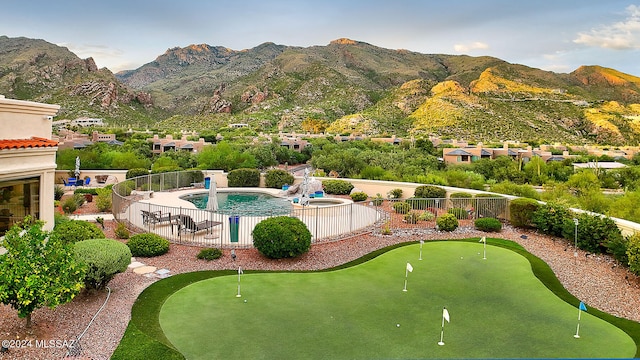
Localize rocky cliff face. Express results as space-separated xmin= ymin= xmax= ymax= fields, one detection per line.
xmin=0 ymin=36 xmax=154 ymax=114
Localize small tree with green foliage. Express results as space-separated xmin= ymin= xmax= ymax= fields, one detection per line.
xmin=252 ymin=216 xmax=311 ymax=259
xmin=74 ymin=239 xmax=131 ymax=290
xmin=0 ymin=218 xmax=86 ymax=327
xmin=264 ymin=168 xmax=294 ymax=189
xmin=561 ymin=212 xmax=624 ymax=254
xmin=227 ymin=168 xmax=261 ymax=187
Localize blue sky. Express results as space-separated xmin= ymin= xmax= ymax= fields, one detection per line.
xmin=2 ymin=0 xmax=640 ymax=76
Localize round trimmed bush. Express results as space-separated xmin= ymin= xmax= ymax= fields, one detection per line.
xmin=127 ymin=233 xmax=170 ymax=257
xmin=52 ymin=220 xmax=105 ymax=244
xmin=252 ymin=216 xmax=311 ymax=259
xmin=436 ymin=213 xmax=459 ymax=232
xmin=414 ymin=185 xmax=446 ymax=199
xmin=404 ymin=212 xmax=419 ymax=224
xmin=475 ymin=217 xmax=502 ymax=232
xmin=74 ymin=239 xmax=132 ymax=290
xmin=197 ymin=248 xmax=223 ymax=261
xmin=350 ymin=191 xmax=368 ymax=202
xmin=322 ymin=180 xmax=354 ymax=195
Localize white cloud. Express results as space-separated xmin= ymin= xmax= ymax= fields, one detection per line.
xmin=453 ymin=41 xmax=489 ymax=53
xmin=574 ymin=5 xmax=640 ymax=50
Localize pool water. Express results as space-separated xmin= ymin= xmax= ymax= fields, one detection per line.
xmin=181 ymin=192 xmax=293 ymax=216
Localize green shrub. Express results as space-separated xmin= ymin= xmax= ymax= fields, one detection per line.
xmin=509 ymin=198 xmax=540 ymax=228
xmin=490 ymin=181 xmax=540 ymax=199
xmin=561 ymin=212 xmax=624 ymax=254
xmin=447 ymin=207 xmax=468 ymax=220
xmin=392 ymin=201 xmax=411 ymax=214
xmin=264 ymin=169 xmax=295 ymax=189
xmin=350 ymin=191 xmax=368 ymax=202
xmin=95 ymin=186 xmax=112 ymax=212
xmin=532 ymin=202 xmax=572 ymax=237
xmin=372 ymin=194 xmax=384 ymax=206
xmin=436 ymin=213 xmax=459 ymax=231
xmin=475 ymin=217 xmax=502 ymax=232
xmin=418 ymin=211 xmax=435 ymax=221
xmin=414 ymin=185 xmax=446 ymax=199
xmin=126 ymin=168 xmax=150 ymax=179
xmin=61 ymin=197 xmax=78 ymax=214
xmin=74 ymin=188 xmax=99 ymax=195
xmin=322 ymin=179 xmax=354 ymax=195
xmin=72 ymin=193 xmax=86 ymax=208
xmin=54 ymin=184 xmax=65 ymax=201
xmin=252 ymin=216 xmax=311 ymax=259
xmin=450 ymin=192 xmax=473 ymax=208
xmin=403 ymin=212 xmax=419 ymax=224
xmin=74 ymin=239 xmax=132 ymax=290
xmin=115 ymin=222 xmax=130 ymax=239
xmin=127 ymin=233 xmax=170 ymax=257
xmin=626 ymin=234 xmax=640 ymax=275
xmin=227 ymin=168 xmax=260 ymax=187
xmin=52 ymin=220 xmax=105 ymax=244
xmin=197 ymin=248 xmax=223 ymax=261
xmin=607 ymin=235 xmax=629 ymax=265
xmin=388 ymin=188 xmax=403 ymax=199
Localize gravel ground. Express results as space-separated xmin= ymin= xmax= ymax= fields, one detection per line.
xmin=1 ymin=215 xmax=639 ymax=359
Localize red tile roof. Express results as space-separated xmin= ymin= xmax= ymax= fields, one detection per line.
xmin=0 ymin=137 xmax=58 ymax=150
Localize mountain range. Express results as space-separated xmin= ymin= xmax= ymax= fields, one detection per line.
xmin=2 ymin=35 xmax=640 ymax=145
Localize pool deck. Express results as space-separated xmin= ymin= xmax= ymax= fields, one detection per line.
xmin=119 ymin=187 xmax=381 ymax=248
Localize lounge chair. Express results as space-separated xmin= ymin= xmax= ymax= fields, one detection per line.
xmin=175 ymin=214 xmax=221 ymax=240
xmin=141 ymin=210 xmax=173 ymax=231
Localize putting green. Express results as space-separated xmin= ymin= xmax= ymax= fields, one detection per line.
xmin=159 ymin=241 xmax=635 ymax=359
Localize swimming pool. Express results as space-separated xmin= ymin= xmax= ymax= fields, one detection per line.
xmin=181 ymin=191 xmax=293 ymax=216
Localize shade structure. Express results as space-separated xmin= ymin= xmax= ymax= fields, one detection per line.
xmin=207 ymin=176 xmax=218 ymax=211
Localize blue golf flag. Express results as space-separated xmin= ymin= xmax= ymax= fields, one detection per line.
xmin=579 ymin=302 xmax=587 ymax=312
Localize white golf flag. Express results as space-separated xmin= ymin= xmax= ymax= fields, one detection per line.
xmin=238 ymin=266 xmax=243 ymax=275
xmin=479 ymin=236 xmax=486 ymax=243
xmin=406 ymin=262 xmax=413 ymax=272
xmin=443 ymin=308 xmax=450 ymax=323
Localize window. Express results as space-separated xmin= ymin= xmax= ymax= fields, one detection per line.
xmin=0 ymin=177 xmax=40 ymax=236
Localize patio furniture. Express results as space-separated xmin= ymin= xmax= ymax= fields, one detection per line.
xmin=141 ymin=210 xmax=173 ymax=231
xmin=84 ymin=177 xmax=91 ymax=186
xmin=175 ymin=214 xmax=222 ymax=240
xmin=67 ymin=178 xmax=77 ymax=187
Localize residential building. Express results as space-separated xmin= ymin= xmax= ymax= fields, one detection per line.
xmin=148 ymin=134 xmax=210 ymax=154
xmin=0 ymin=95 xmax=60 ymax=236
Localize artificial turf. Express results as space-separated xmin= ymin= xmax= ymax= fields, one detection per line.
xmin=157 ymin=241 xmax=635 ymax=359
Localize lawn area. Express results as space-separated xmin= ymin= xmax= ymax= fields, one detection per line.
xmin=157 ymin=240 xmax=635 ymax=359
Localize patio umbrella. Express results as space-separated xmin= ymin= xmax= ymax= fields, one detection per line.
xmin=74 ymin=156 xmax=81 ymax=179
xmin=207 ymin=176 xmax=218 ymax=211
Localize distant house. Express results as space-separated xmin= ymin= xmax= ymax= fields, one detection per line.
xmin=573 ymin=162 xmax=627 ymax=170
xmin=148 ymin=134 xmax=210 ymax=154
xmin=0 ymin=95 xmax=60 ymax=236
xmin=70 ymin=117 xmax=104 ymax=127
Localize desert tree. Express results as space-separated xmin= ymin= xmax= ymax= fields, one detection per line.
xmin=0 ymin=217 xmax=86 ymax=327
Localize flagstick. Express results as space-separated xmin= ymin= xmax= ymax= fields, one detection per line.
xmin=574 ymin=308 xmax=582 ymax=338
xmin=419 ymin=240 xmax=424 ymax=260
xmin=403 ymin=267 xmax=409 ymax=292
xmin=236 ymin=266 xmax=242 ymax=297
xmin=483 ymin=239 xmax=487 ymax=260
xmin=438 ymin=309 xmax=446 ymax=346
